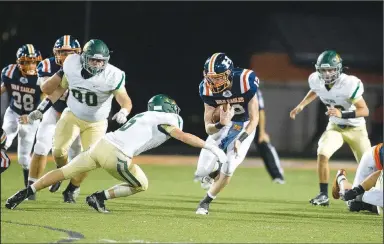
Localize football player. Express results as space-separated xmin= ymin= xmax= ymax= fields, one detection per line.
xmin=5 ymin=94 xmax=228 ymax=212
xmin=253 ymin=88 xmax=285 ymax=184
xmin=1 ymin=126 xmax=11 ymax=173
xmin=290 ymin=50 xmax=371 ymax=206
xmin=195 ymin=53 xmax=259 ymax=215
xmin=27 ymin=35 xmax=83 ymax=198
xmin=19 ymin=39 xmax=133 ymax=203
xmin=332 ymin=143 xmax=383 ymax=213
xmin=0 ymin=44 xmax=42 ymax=190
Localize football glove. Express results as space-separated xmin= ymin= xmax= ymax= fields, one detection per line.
xmin=112 ymin=108 xmax=129 ymax=124
xmin=204 ymin=142 xmax=227 ymax=164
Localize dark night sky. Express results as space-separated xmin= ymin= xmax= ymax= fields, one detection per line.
xmin=0 ymin=1 xmax=382 ymax=135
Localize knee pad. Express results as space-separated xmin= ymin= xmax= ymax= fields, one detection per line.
xmin=52 ymin=147 xmax=68 ymax=159
xmin=130 ymin=164 xmax=148 ymax=192
xmin=18 ymin=154 xmax=30 ymax=169
xmin=33 ymin=141 xmax=51 ymax=156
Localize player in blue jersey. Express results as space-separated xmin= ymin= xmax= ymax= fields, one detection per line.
xmin=26 ymin=35 xmax=83 ymax=202
xmin=0 ymin=44 xmax=42 ymax=190
xmin=194 ymin=53 xmax=260 ymax=215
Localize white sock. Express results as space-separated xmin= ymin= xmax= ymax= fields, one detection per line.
xmin=28 ymin=177 xmax=37 ymax=183
xmin=107 ymin=184 xmax=134 ymax=199
xmin=30 ymin=184 xmax=36 ymax=193
xmin=207 ymin=191 xmax=216 ymax=199
xmin=104 ymin=190 xmax=111 ymax=200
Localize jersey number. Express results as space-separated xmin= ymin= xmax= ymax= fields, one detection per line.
xmin=119 ymin=114 xmax=144 ymax=131
xmin=12 ymin=91 xmax=34 ymax=112
xmin=71 ymin=89 xmax=98 ymax=106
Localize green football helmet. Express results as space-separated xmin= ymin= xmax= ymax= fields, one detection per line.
xmin=148 ymin=94 xmax=181 ymax=114
xmin=315 ymin=50 xmax=343 ymax=84
xmin=81 ymin=39 xmax=110 ymax=75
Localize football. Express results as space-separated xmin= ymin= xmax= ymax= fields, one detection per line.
xmin=212 ymin=104 xmax=228 ymax=123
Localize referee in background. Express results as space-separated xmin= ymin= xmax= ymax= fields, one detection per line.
xmin=254 ymin=89 xmax=285 ymax=184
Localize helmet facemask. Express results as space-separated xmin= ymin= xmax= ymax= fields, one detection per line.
xmin=17 ymin=56 xmax=41 ymax=76
xmin=205 ymin=70 xmax=232 ymax=93
xmin=316 ymin=63 xmax=342 ymax=85
xmin=53 ymin=48 xmax=81 ymax=66
xmin=81 ymin=53 xmax=110 ymax=75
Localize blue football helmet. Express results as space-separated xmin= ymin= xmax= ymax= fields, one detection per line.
xmin=16 ymin=44 xmax=42 ymax=76
xmin=203 ymin=53 xmax=234 ymax=93
xmin=53 ymin=35 xmax=81 ymax=66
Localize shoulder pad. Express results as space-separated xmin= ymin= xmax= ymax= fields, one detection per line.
xmin=238 ymin=68 xmax=258 ymax=94
xmin=199 ymin=79 xmax=213 ymax=97
xmin=1 ymin=64 xmax=18 ymax=80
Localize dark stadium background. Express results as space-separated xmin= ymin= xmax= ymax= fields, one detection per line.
xmin=0 ymin=1 xmax=382 ymax=158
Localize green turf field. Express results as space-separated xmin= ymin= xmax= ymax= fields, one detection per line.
xmin=1 ymin=160 xmax=383 ymax=243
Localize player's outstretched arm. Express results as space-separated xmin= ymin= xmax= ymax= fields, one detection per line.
xmin=160 ymin=124 xmax=227 ymax=164
xmin=343 ymin=170 xmax=381 ymax=201
xmin=112 ymin=87 xmax=132 ymax=124
xmin=290 ymin=90 xmax=318 ymax=120
xmin=40 ymin=72 xmax=63 ymax=95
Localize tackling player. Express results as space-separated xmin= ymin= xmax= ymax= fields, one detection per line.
xmin=195 ymin=53 xmax=259 ymax=215
xmin=332 ymin=143 xmax=383 ymax=213
xmin=290 ymin=50 xmax=371 ymax=206
xmin=27 ymin=35 xmax=83 ymax=199
xmin=5 ymin=94 xmax=228 ymax=212
xmin=0 ymin=44 xmax=42 ymax=191
xmin=19 ymin=39 xmax=133 ymax=203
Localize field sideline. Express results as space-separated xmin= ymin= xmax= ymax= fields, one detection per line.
xmin=1 ymin=154 xmax=382 ymax=243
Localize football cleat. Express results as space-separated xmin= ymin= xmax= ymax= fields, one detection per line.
xmin=49 ymin=181 xmax=62 ymax=193
xmin=272 ymin=178 xmax=286 ymax=184
xmin=309 ymin=193 xmax=329 ymax=206
xmin=5 ymin=188 xmax=30 ymax=209
xmin=332 ymin=169 xmax=346 ymax=199
xmin=86 ymin=192 xmax=109 ymax=213
xmin=62 ymin=190 xmax=76 ymax=203
xmin=196 ymin=201 xmax=210 ymax=215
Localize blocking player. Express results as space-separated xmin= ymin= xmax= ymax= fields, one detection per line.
xmin=27 ymin=35 xmax=83 ymax=198
xmin=253 ymin=88 xmax=285 ymax=184
xmin=0 ymin=44 xmax=42 ymax=190
xmin=5 ymin=94 xmax=228 ymax=212
xmin=1 ymin=127 xmax=11 ymax=173
xmin=332 ymin=143 xmax=383 ymax=213
xmin=20 ymin=39 xmax=133 ymax=203
xmin=195 ymin=53 xmax=259 ymax=215
xmin=290 ymin=50 xmax=371 ymax=206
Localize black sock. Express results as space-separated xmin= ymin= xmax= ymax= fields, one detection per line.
xmin=201 ymin=194 xmax=213 ymax=204
xmin=320 ymin=183 xmax=328 ymax=196
xmin=28 ymin=180 xmax=35 ymax=187
xmin=23 ymin=169 xmax=29 ymax=187
xmin=96 ymin=191 xmax=107 ymax=201
xmin=26 ymin=186 xmax=34 ymax=198
xmin=64 ymin=182 xmax=79 ymax=193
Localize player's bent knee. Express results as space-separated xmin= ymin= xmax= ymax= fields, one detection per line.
xmin=34 ymin=141 xmax=50 ymax=156
xmin=52 ymin=147 xmax=68 ymax=159
xmin=18 ymin=155 xmax=30 ymax=169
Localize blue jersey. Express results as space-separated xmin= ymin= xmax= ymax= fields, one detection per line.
xmin=37 ymin=57 xmax=67 ymax=113
xmin=199 ymin=68 xmax=259 ymax=122
xmin=1 ymin=64 xmax=41 ymax=115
